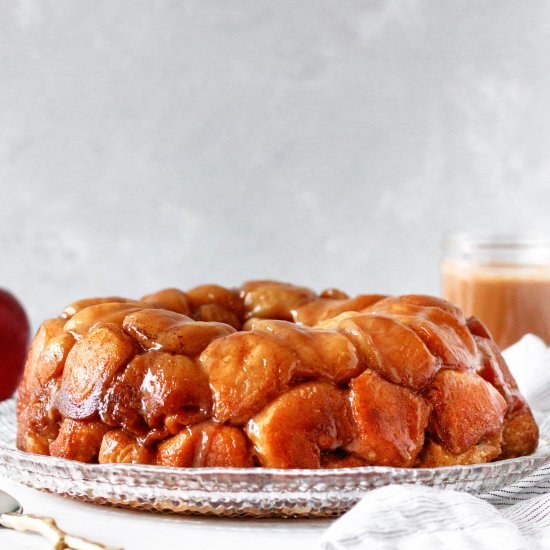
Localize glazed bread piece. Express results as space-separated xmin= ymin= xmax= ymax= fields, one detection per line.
xmin=16 ymin=281 xmax=538 ymax=468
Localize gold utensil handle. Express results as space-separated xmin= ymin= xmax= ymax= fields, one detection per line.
xmin=0 ymin=512 xmax=123 ymax=550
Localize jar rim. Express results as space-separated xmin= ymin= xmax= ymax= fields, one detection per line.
xmin=443 ymin=231 xmax=550 ymax=251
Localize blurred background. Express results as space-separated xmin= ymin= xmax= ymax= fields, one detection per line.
xmin=2 ymin=0 xmax=550 ymax=329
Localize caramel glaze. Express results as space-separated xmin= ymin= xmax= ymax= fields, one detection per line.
xmin=16 ymin=281 xmax=538 ymax=469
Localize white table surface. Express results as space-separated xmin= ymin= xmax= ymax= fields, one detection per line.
xmin=0 ymin=476 xmax=330 ymax=550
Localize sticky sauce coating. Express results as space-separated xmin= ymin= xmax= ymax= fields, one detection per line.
xmin=17 ymin=282 xmax=538 ymax=468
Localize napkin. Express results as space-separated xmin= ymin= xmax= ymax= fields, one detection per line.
xmin=321 ymin=335 xmax=550 ymax=550
xmin=502 ymin=334 xmax=550 ymax=412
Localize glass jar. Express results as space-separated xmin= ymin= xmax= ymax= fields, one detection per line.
xmin=441 ymin=232 xmax=550 ymax=349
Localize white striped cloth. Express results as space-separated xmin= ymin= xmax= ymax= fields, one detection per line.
xmin=321 ymin=335 xmax=550 ymax=550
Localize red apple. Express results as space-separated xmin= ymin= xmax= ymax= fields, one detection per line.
xmin=0 ymin=289 xmax=30 ymax=400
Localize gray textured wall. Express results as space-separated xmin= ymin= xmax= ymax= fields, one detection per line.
xmin=2 ymin=0 xmax=550 ymax=328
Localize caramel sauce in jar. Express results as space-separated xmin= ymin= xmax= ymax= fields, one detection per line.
xmin=442 ymin=234 xmax=550 ymax=349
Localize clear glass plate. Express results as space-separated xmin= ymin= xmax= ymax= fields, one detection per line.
xmin=2 ymin=399 xmax=549 ymax=518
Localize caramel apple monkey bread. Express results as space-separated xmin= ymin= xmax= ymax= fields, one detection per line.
xmin=17 ymin=281 xmax=538 ymax=469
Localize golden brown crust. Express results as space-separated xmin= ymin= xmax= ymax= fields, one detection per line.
xmin=16 ymin=281 xmax=538 ymax=469
xmin=241 ymin=280 xmax=317 ymax=321
xmin=293 ymin=295 xmax=386 ymax=326
xmin=320 ymin=313 xmax=439 ymax=392
xmin=17 ymin=319 xmax=70 ymax=453
xmin=500 ymin=409 xmax=540 ymax=459
xmin=56 ymin=324 xmax=136 ymax=420
xmin=187 ymin=284 xmax=244 ymax=318
xmin=418 ymin=435 xmax=503 ymax=467
xmin=246 ymin=381 xmax=353 ymax=468
xmin=346 ymin=370 xmax=431 ymax=467
xmin=17 ymin=382 xmax=61 ymax=455
xmin=17 ymin=319 xmax=66 ymax=410
xmin=251 ymin=319 xmax=362 ymax=384
xmin=200 ymin=331 xmax=298 ymax=424
xmin=157 ymin=422 xmax=253 ymax=467
xmin=472 ymin=326 xmax=539 ymax=457
xmin=141 ymin=288 xmax=191 ymax=316
xmin=50 ymin=419 xmax=111 ymax=462
xmin=63 ymin=302 xmax=148 ymax=337
xmin=61 ymin=297 xmax=134 ymax=319
xmin=427 ymin=370 xmax=507 ymax=454
xmin=123 ymin=308 xmax=235 ymax=355
xmin=99 ymin=430 xmax=156 ymax=464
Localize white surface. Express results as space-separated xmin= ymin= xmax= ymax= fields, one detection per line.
xmin=503 ymin=334 xmax=550 ymax=411
xmin=322 ymin=472 xmax=550 ymax=550
xmin=0 ymin=476 xmax=329 ymax=550
xmin=1 ymin=1 xmax=550 ymax=329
